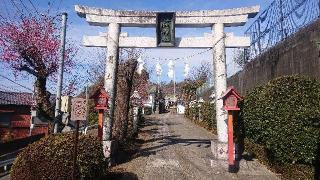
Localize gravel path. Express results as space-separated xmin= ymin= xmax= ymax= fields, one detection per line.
xmin=111 ymin=113 xmax=279 ymax=180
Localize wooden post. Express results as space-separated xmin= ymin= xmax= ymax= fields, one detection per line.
xmin=227 ymin=111 xmax=236 ymax=172
xmin=221 ymin=87 xmax=242 ymax=171
xmin=72 ymin=120 xmax=80 ymax=180
xmin=98 ymin=109 xmax=104 ymax=141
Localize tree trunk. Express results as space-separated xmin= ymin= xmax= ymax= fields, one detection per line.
xmin=112 ymin=60 xmax=137 ymax=140
xmin=122 ymin=61 xmax=138 ymax=139
xmin=35 ymin=76 xmax=53 ymax=122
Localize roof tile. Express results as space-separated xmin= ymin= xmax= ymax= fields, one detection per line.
xmin=0 ymin=91 xmax=33 ymax=106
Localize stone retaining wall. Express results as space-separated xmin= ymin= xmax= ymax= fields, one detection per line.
xmin=228 ymin=19 xmax=320 ymax=95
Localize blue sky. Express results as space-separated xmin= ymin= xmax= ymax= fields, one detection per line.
xmin=0 ymin=0 xmax=273 ymax=94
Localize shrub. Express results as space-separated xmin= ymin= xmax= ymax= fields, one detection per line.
xmin=87 ymin=99 xmax=99 ymax=126
xmin=186 ymin=102 xmax=216 ymax=132
xmin=242 ymin=75 xmax=320 ymax=165
xmin=244 ymin=138 xmax=314 ymax=180
xmin=10 ymin=133 xmax=106 ymax=180
xmin=200 ymin=102 xmax=216 ymax=130
xmin=190 ymin=104 xmax=199 ymax=120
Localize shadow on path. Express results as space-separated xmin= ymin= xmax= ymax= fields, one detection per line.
xmin=132 ymin=116 xmax=211 ymax=158
xmin=106 ymin=171 xmax=138 ymax=180
xmin=137 ymin=135 xmax=211 ymax=157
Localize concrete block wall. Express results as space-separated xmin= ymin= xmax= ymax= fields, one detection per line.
xmin=228 ymin=19 xmax=320 ymax=95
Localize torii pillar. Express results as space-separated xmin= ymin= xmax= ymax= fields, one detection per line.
xmin=102 ymin=23 xmax=120 ymax=157
xmin=213 ymin=23 xmax=227 ymax=143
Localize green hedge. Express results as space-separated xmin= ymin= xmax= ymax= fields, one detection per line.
xmin=186 ymin=102 xmax=216 ymax=132
xmin=242 ymin=75 xmax=320 ymax=165
xmin=186 ymin=104 xmax=199 ymax=120
xmin=244 ymin=138 xmax=314 ymax=179
xmin=11 ymin=133 xmax=106 ymax=179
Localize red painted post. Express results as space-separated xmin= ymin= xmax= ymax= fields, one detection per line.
xmin=227 ymin=111 xmax=235 ymax=167
xmin=98 ymin=109 xmax=104 ymax=141
xmin=221 ymin=86 xmax=242 ymax=173
xmin=90 ymin=87 xmax=109 ymax=141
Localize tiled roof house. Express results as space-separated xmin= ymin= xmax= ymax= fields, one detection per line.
xmin=0 ymin=91 xmax=48 ymax=142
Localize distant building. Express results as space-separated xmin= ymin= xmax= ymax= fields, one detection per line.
xmin=0 ymin=91 xmax=48 ymax=142
xmin=177 ymin=104 xmax=185 ymax=114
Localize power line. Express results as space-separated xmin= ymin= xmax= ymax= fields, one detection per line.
xmin=0 ymin=14 xmax=7 ymax=24
xmin=10 ymin=0 xmax=23 ymax=15
xmin=56 ymin=0 xmax=63 ymax=12
xmin=27 ymin=0 xmax=40 ymax=16
xmin=0 ymin=74 xmax=33 ymax=91
xmin=106 ymin=27 xmax=225 ymax=65
xmin=0 ymin=85 xmax=18 ymax=92
xmin=2 ymin=0 xmax=12 ymax=21
xmin=0 ymin=84 xmax=30 ymax=93
xmin=142 ymin=48 xmax=212 ymax=65
xmin=141 ymin=34 xmax=226 ymax=63
xmin=18 ymin=0 xmax=32 ymax=15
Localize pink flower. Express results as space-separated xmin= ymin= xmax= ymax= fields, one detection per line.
xmin=0 ymin=16 xmax=75 ymax=78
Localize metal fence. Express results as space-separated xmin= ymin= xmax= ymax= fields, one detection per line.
xmin=245 ymin=0 xmax=320 ymax=59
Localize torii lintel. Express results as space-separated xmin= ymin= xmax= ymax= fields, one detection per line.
xmin=75 ymin=5 xmax=260 ymax=27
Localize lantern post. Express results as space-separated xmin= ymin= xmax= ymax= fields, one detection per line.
xmin=197 ymin=97 xmax=204 ymax=121
xmin=131 ymin=91 xmax=142 ymax=134
xmin=90 ymin=88 xmax=109 ymax=141
xmin=221 ymin=86 xmax=242 ymax=173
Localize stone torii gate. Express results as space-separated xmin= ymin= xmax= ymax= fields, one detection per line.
xmin=75 ymin=5 xmax=259 ymax=158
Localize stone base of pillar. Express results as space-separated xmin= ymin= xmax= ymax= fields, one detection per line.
xmin=210 ymin=140 xmax=239 ymax=173
xmin=211 ymin=140 xmax=228 ymax=160
xmin=103 ymin=140 xmax=118 ymax=166
xmin=209 ymin=158 xmax=239 ymax=173
xmin=210 ymin=158 xmax=228 ymax=169
xmin=211 ymin=139 xmax=239 ymax=161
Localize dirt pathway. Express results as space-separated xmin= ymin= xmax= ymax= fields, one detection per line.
xmin=110 ymin=113 xmax=279 ymax=180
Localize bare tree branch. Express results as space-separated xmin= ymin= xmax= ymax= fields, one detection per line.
xmin=18 ymin=64 xmax=37 ymax=76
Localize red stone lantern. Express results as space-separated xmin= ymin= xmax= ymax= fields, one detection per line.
xmin=221 ymin=86 xmax=242 ymax=111
xmin=91 ymin=88 xmax=109 ymax=110
xmin=221 ymin=86 xmax=242 ymax=172
xmin=90 ymin=88 xmax=109 ymax=140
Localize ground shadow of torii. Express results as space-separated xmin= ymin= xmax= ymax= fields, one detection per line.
xmin=136 ymin=134 xmax=211 ymax=158
xmin=134 ymin=116 xmax=212 ymax=158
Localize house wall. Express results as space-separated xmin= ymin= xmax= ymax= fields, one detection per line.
xmin=0 ymin=105 xmax=48 ymax=142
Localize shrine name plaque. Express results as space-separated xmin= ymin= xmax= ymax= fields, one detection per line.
xmin=71 ymin=98 xmax=87 ymax=121
xmin=156 ymin=12 xmax=175 ymax=47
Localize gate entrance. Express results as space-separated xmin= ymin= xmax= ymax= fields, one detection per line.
xmin=75 ymin=5 xmax=259 ymax=158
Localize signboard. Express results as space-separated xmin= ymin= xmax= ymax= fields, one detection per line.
xmin=71 ymin=98 xmax=87 ymax=121
xmin=225 ymin=95 xmax=237 ymax=108
xmin=156 ymin=12 xmax=175 ymax=47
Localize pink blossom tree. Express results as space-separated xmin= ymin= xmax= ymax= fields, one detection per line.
xmin=0 ymin=16 xmax=75 ymax=119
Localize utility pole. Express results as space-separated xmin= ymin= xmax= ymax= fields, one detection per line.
xmin=54 ymin=12 xmax=67 ymax=133
xmin=168 ymin=60 xmax=176 ymax=102
xmin=85 ymin=86 xmax=88 ymax=118
xmin=173 ymin=62 xmax=176 ymax=102
xmin=155 ymin=61 xmax=162 ymax=113
xmin=85 ymin=86 xmax=89 ymax=130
